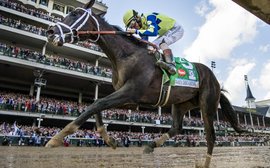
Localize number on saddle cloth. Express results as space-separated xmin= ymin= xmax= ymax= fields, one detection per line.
xmin=163 ymin=57 xmax=199 ymax=88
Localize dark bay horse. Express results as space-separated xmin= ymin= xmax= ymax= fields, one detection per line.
xmin=46 ymin=0 xmax=244 ymax=167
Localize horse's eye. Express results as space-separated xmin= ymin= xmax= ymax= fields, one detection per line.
xmin=70 ymin=11 xmax=77 ymax=17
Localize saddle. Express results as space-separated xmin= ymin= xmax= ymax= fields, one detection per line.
xmin=152 ymin=50 xmax=199 ymax=107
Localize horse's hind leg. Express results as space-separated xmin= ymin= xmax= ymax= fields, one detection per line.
xmin=144 ymin=102 xmax=194 ymax=154
xmin=200 ymin=109 xmax=215 ymax=168
xmin=198 ymin=92 xmax=219 ymax=168
xmin=95 ymin=113 xmax=117 ymax=149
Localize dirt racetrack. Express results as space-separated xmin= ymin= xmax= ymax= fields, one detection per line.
xmin=0 ymin=146 xmax=270 ymax=168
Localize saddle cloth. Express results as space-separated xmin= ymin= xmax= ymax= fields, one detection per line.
xmin=162 ymin=57 xmax=199 ymax=88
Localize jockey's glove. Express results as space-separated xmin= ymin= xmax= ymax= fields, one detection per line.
xmin=127 ymin=28 xmax=137 ymax=34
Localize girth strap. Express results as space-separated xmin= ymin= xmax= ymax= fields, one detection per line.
xmin=153 ymin=75 xmax=171 ymax=107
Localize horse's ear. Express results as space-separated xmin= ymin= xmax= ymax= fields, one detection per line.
xmin=84 ymin=0 xmax=95 ymax=9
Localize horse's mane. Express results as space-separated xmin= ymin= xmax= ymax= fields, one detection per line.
xmin=84 ymin=0 xmax=147 ymax=48
xmin=111 ymin=25 xmax=148 ymax=48
xmin=91 ymin=11 xmax=148 ymax=48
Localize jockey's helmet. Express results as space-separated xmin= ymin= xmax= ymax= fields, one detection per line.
xmin=123 ymin=9 xmax=139 ymax=28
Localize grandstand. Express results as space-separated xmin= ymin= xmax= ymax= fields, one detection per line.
xmin=0 ymin=0 xmax=269 ymax=147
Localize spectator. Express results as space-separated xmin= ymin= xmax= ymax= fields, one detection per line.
xmin=77 ymin=139 xmax=83 ymax=147
xmin=34 ymin=134 xmax=42 ymax=146
xmin=64 ymin=137 xmax=70 ymax=147
xmin=122 ymin=135 xmax=130 ymax=147
xmin=2 ymin=136 xmax=10 ymax=146
xmin=28 ymin=134 xmax=34 ymax=146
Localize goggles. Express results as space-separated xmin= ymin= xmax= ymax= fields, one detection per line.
xmin=126 ymin=19 xmax=137 ymax=29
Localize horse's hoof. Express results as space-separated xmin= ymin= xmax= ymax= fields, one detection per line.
xmin=107 ymin=137 xmax=117 ymax=149
xmin=143 ymin=145 xmax=154 ymax=154
xmin=45 ymin=143 xmax=55 ymax=148
xmin=195 ymin=163 xmax=204 ymax=168
xmin=45 ymin=139 xmax=62 ymax=148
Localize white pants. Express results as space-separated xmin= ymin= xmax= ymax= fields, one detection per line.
xmin=152 ymin=23 xmax=184 ymax=48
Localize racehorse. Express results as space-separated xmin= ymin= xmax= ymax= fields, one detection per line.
xmin=45 ymin=0 xmax=244 ymax=167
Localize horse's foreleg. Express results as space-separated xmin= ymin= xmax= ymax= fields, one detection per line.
xmin=46 ymin=121 xmax=79 ymax=147
xmin=46 ymin=86 xmax=133 ymax=148
xmin=95 ymin=113 xmax=117 ymax=149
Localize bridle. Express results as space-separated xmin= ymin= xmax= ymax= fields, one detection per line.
xmin=52 ymin=7 xmax=100 ymax=43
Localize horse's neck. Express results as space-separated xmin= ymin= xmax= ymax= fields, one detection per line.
xmin=93 ymin=19 xmax=149 ymax=89
xmin=97 ymin=35 xmax=137 ymax=60
xmin=96 ymin=32 xmax=139 ymax=89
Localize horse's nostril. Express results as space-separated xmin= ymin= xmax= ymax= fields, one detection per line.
xmin=46 ymin=30 xmax=54 ymax=35
xmin=47 ymin=35 xmax=53 ymax=40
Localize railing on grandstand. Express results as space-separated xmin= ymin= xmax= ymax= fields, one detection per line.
xmin=0 ymin=135 xmax=269 ymax=147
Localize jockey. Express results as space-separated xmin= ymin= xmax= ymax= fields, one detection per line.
xmin=123 ymin=9 xmax=184 ymax=75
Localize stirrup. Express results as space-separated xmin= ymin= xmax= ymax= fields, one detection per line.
xmin=156 ymin=61 xmax=176 ymax=75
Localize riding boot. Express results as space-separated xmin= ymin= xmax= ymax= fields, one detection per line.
xmin=156 ymin=49 xmax=176 ymax=75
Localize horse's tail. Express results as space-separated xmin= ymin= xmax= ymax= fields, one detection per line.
xmin=219 ymin=90 xmax=246 ymax=133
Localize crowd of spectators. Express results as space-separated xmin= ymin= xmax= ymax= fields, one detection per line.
xmin=0 ymin=14 xmax=47 ymax=35
xmin=102 ymin=108 xmax=173 ymax=125
xmin=0 ymin=91 xmax=87 ymax=116
xmin=77 ymin=41 xmax=103 ymax=52
xmin=0 ymin=121 xmax=269 ymax=147
xmin=0 ymin=0 xmax=108 ymax=21
xmin=0 ymin=0 xmax=62 ymax=22
xmin=0 ymin=43 xmax=112 ymax=78
xmin=0 ymin=91 xmax=216 ymax=126
xmin=0 ymin=91 xmax=223 ymax=127
xmin=0 ymin=91 xmax=174 ymax=125
xmin=1 ymin=91 xmax=270 ymax=133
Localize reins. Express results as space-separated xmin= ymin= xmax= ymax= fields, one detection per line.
xmin=77 ymin=30 xmax=158 ymax=49
xmin=78 ymin=30 xmax=128 ymax=35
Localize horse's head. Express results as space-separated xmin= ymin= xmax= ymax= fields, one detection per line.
xmin=47 ymin=0 xmax=98 ymax=46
